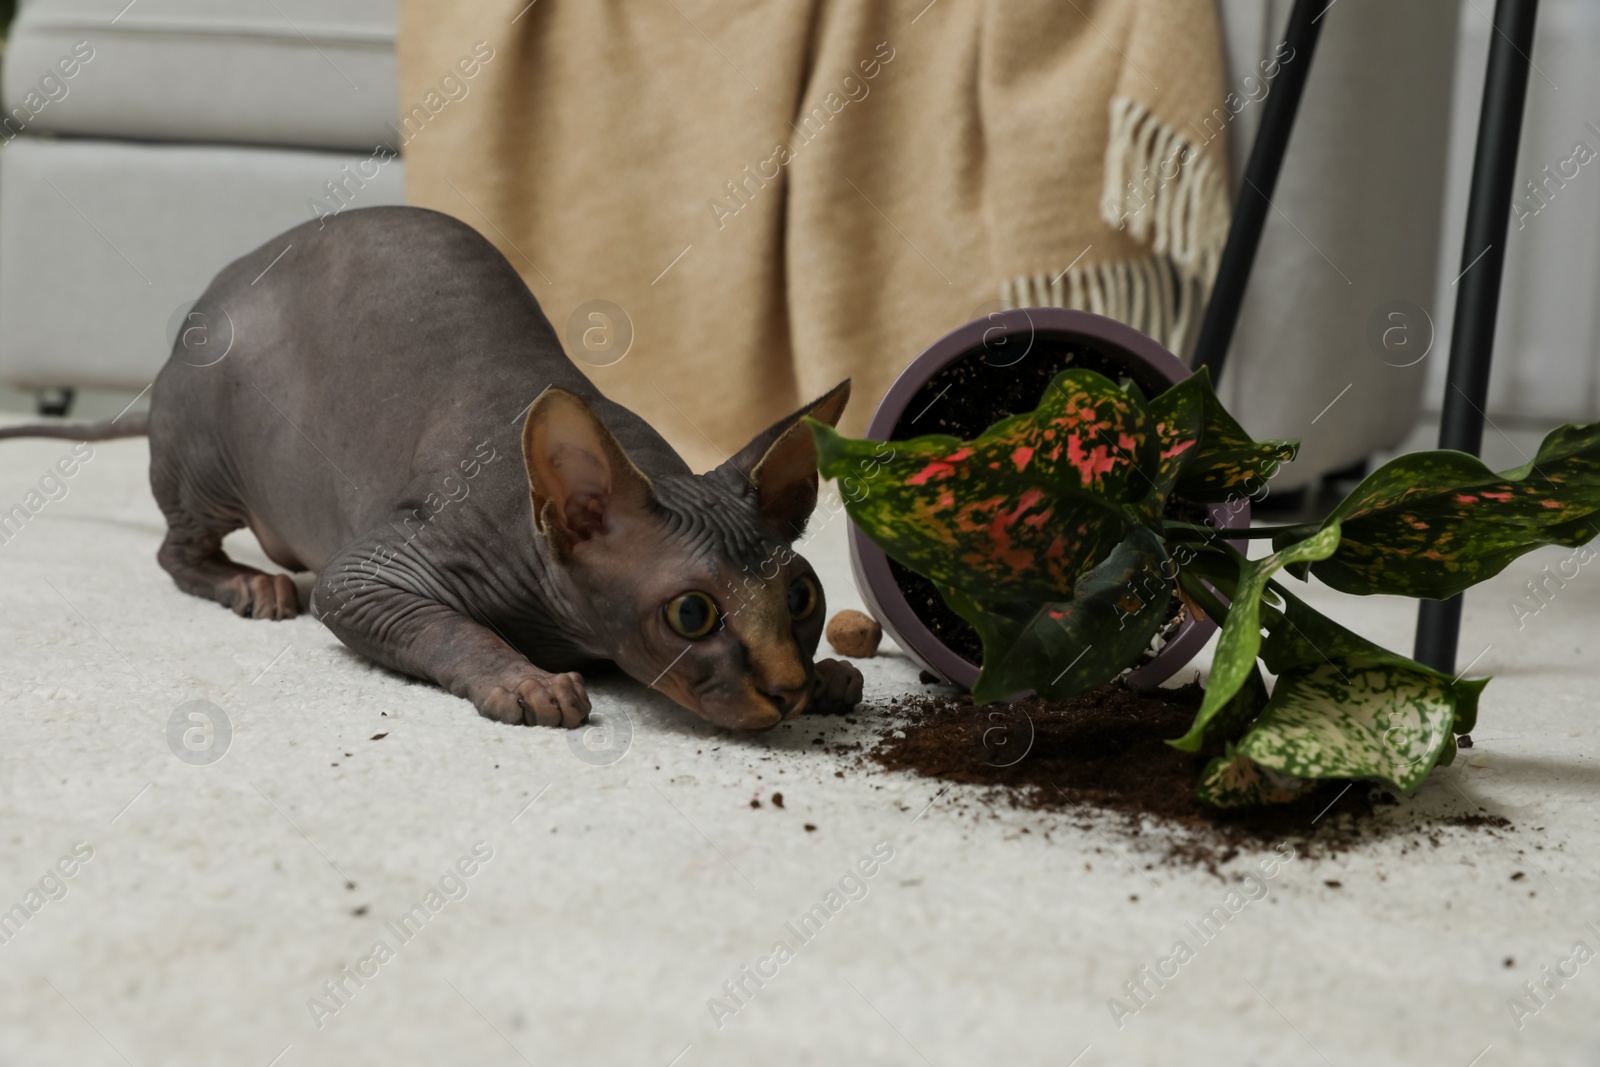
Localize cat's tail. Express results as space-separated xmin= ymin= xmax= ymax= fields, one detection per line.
xmin=0 ymin=413 xmax=149 ymax=441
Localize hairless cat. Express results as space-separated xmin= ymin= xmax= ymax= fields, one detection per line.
xmin=1 ymin=206 xmax=865 ymax=730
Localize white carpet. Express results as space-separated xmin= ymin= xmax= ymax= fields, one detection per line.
xmin=1 ymin=426 xmax=1598 ymax=1067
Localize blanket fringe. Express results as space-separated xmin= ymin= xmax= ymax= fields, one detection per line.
xmin=1102 ymin=95 xmax=1231 ymax=288
xmin=999 ymin=253 xmax=1204 ymax=357
xmin=999 ymin=97 xmax=1231 ymax=358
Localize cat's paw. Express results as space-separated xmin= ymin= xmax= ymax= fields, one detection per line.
xmin=807 ymin=658 xmax=863 ymax=715
xmin=222 ymin=573 xmax=299 ymax=620
xmin=473 ymin=669 xmax=591 ymax=728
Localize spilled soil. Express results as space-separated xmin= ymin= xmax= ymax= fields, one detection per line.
xmin=866 ymin=681 xmax=1510 ymax=870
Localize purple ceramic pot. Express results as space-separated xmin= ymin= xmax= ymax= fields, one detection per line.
xmin=846 ymin=307 xmax=1249 ymax=693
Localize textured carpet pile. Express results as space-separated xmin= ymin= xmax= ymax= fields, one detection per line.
xmin=1 ymin=427 xmax=1597 ymax=1065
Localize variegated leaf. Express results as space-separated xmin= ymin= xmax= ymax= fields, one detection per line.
xmin=809 ymin=370 xmax=1156 ymax=602
xmin=1257 ymin=582 xmax=1488 ymax=737
xmin=940 ymin=526 xmax=1173 ymax=703
xmin=971 ymin=370 xmax=1159 ymax=504
xmin=1283 ymin=421 xmax=1600 ymax=598
xmin=1168 ymin=368 xmax=1299 ymax=503
xmin=1138 ymin=371 xmax=1206 ymax=521
xmin=1169 ymin=525 xmax=1343 ymax=752
xmin=1196 ymin=747 xmax=1316 ymax=808
xmin=1236 ymin=662 xmax=1461 ymax=794
xmin=1193 ymin=660 xmax=1270 ymax=747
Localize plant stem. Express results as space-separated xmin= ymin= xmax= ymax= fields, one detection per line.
xmin=1162 ymin=520 xmax=1321 ymax=542
xmin=1177 ymin=569 xmax=1232 ymax=626
xmin=1177 ymin=544 xmax=1243 ymax=587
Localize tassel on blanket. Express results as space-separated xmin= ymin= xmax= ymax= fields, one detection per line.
xmin=1102 ymin=95 xmax=1232 ymax=288
xmin=998 ymin=95 xmax=1232 ymax=359
xmin=999 ymin=253 xmax=1206 ymax=357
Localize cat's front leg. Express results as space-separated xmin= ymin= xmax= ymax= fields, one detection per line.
xmin=807 ymin=658 xmax=863 ymax=715
xmin=312 ymin=545 xmax=589 ymax=727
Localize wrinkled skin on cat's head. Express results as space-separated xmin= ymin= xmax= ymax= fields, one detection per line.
xmin=521 ymin=382 xmax=863 ymax=729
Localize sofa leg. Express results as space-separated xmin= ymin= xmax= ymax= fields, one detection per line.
xmin=36 ymin=388 xmax=75 ymax=417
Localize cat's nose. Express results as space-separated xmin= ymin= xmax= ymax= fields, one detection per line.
xmin=762 ymin=684 xmax=809 ymax=717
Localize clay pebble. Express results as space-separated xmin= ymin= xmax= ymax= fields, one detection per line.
xmin=826 ymin=609 xmax=882 ymax=658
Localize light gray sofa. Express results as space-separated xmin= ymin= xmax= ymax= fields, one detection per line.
xmin=0 ymin=0 xmax=405 ymax=404
xmin=0 ymin=0 xmax=1456 ymax=500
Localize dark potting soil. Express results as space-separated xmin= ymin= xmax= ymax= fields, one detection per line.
xmin=889 ymin=557 xmax=988 ymax=664
xmin=884 ymin=334 xmax=1215 ymax=671
xmin=867 ymin=681 xmax=1511 ymax=869
xmin=890 ymin=333 xmax=1173 ymax=442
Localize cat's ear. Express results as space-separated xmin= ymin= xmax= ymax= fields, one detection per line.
xmin=721 ymin=380 xmax=851 ymax=541
xmin=522 ymin=388 xmax=657 ymax=558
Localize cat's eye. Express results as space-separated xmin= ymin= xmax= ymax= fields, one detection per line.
xmin=665 ymin=592 xmax=719 ymax=639
xmin=787 ymin=576 xmax=819 ymax=620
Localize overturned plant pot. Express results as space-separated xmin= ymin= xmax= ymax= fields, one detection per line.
xmin=846 ymin=308 xmax=1248 ymax=693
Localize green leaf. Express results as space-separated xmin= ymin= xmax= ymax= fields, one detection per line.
xmin=1256 ymin=582 xmax=1488 ymax=737
xmin=1196 ymin=661 xmax=1270 ymax=746
xmin=1169 ymin=525 xmax=1343 ymax=751
xmin=1196 ymin=746 xmax=1316 ymax=808
xmin=1166 ymin=368 xmax=1299 ymax=503
xmin=940 ymin=526 xmax=1173 ymax=703
xmin=1200 ymin=654 xmax=1474 ymax=804
xmin=808 ymin=369 xmax=1158 ymax=602
xmin=1284 ymin=421 xmax=1600 ymax=598
xmin=1138 ymin=371 xmax=1207 ymax=521
xmin=1235 ymin=662 xmax=1463 ymax=794
xmin=1196 ymin=582 xmax=1491 ymax=804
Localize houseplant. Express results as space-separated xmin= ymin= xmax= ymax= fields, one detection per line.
xmin=846 ymin=308 xmax=1253 ymax=693
xmin=811 ymin=362 xmax=1600 ymax=807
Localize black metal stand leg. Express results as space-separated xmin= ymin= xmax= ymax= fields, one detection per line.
xmin=1415 ymin=0 xmax=1539 ymax=674
xmin=1193 ymin=0 xmax=1326 ymax=382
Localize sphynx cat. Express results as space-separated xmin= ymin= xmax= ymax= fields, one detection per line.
xmin=1 ymin=206 xmax=864 ymax=729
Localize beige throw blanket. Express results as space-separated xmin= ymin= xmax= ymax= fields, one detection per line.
xmin=397 ymin=0 xmax=1231 ymax=470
